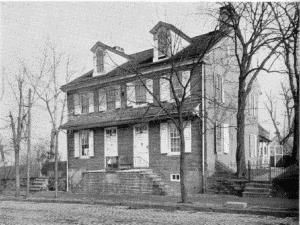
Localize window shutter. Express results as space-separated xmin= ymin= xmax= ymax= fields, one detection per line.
xmin=249 ymin=134 xmax=254 ymax=157
xmin=115 ymin=85 xmax=121 ymax=109
xmin=127 ymin=82 xmax=135 ymax=107
xmin=160 ymin=123 xmax=169 ymax=154
xmin=88 ymin=92 xmax=94 ymax=113
xmin=160 ymin=77 xmax=170 ymax=101
xmin=182 ymin=71 xmax=191 ymax=97
xmin=184 ymin=121 xmax=191 ymax=153
xmin=146 ymin=79 xmax=153 ymax=103
xmin=223 ymin=124 xmax=230 ymax=153
xmin=89 ymin=130 xmax=94 ymax=157
xmin=74 ymin=132 xmax=80 ymax=157
xmin=74 ymin=94 xmax=81 ymax=115
xmin=99 ymin=89 xmax=107 ymax=111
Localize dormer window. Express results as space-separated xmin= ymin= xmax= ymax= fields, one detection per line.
xmin=158 ymin=29 xmax=171 ymax=59
xmin=96 ymin=49 xmax=104 ymax=73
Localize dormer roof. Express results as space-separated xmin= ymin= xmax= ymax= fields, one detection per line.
xmin=90 ymin=41 xmax=132 ymax=59
xmin=150 ymin=21 xmax=192 ymax=43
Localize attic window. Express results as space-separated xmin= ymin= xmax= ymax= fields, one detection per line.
xmin=158 ymin=29 xmax=171 ymax=59
xmin=96 ymin=49 xmax=104 ymax=73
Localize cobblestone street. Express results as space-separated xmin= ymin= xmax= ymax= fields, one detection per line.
xmin=0 ymin=201 xmax=297 ymax=225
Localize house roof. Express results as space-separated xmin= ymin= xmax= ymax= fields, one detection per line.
xmin=90 ymin=41 xmax=132 ymax=59
xmin=61 ymin=102 xmax=199 ymax=130
xmin=258 ymin=124 xmax=271 ymax=142
xmin=61 ymin=29 xmax=226 ymax=92
xmin=149 ymin=21 xmax=192 ymax=43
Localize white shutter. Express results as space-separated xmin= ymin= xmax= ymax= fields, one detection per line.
xmin=89 ymin=130 xmax=94 ymax=157
xmin=184 ymin=121 xmax=191 ymax=153
xmin=249 ymin=134 xmax=254 ymax=157
xmin=223 ymin=124 xmax=230 ymax=153
xmin=74 ymin=94 xmax=81 ymax=115
xmin=160 ymin=123 xmax=169 ymax=154
xmin=89 ymin=92 xmax=94 ymax=113
xmin=146 ymin=79 xmax=153 ymax=103
xmin=182 ymin=71 xmax=191 ymax=97
xmin=74 ymin=132 xmax=80 ymax=157
xmin=160 ymin=77 xmax=170 ymax=101
xmin=127 ymin=82 xmax=135 ymax=107
xmin=115 ymin=85 xmax=121 ymax=109
xmin=99 ymin=89 xmax=107 ymax=111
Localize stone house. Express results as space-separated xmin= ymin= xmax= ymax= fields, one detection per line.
xmin=61 ymin=7 xmax=261 ymax=195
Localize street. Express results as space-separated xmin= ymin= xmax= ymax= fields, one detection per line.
xmin=0 ymin=201 xmax=297 ymax=225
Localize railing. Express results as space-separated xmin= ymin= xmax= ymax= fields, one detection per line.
xmin=216 ymin=160 xmax=296 ymax=182
xmin=105 ymin=156 xmax=132 ymax=171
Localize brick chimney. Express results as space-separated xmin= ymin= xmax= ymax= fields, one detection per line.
xmin=219 ymin=4 xmax=235 ymax=31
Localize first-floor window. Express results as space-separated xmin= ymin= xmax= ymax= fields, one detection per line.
xmin=81 ymin=131 xmax=89 ymax=157
xmin=170 ymin=174 xmax=180 ymax=182
xmin=160 ymin=121 xmax=191 ymax=155
xmin=169 ymin=123 xmax=180 ymax=153
xmin=74 ymin=130 xmax=94 ymax=158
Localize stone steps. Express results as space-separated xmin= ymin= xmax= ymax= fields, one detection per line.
xmin=242 ymin=182 xmax=272 ymax=198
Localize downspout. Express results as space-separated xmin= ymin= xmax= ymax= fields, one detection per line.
xmin=203 ymin=64 xmax=207 ymax=193
xmin=201 ymin=64 xmax=206 ymax=193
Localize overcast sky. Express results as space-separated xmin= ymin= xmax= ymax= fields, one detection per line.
xmin=0 ymin=2 xmax=288 ymax=163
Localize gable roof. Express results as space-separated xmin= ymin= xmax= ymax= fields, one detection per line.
xmin=90 ymin=41 xmax=132 ymax=59
xmin=61 ymin=29 xmax=226 ymax=92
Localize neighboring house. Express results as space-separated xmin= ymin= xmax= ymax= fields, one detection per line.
xmin=41 ymin=161 xmax=67 ymax=178
xmin=258 ymin=125 xmax=271 ymax=165
xmin=61 ymin=6 xmax=261 ymax=195
xmin=269 ymin=137 xmax=293 ymax=167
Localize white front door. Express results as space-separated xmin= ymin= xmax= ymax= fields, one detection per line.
xmin=134 ymin=124 xmax=149 ymax=167
xmin=105 ymin=127 xmax=118 ymax=161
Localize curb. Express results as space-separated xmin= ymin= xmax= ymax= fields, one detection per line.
xmin=1 ymin=197 xmax=298 ymax=218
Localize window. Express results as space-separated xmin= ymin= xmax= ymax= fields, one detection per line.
xmin=80 ymin=92 xmax=89 ymax=114
xmin=160 ymin=121 xmax=191 ymax=155
xmin=74 ymin=92 xmax=94 ymax=115
xmin=215 ymin=123 xmax=230 ymax=154
xmin=215 ymin=74 xmax=224 ymax=103
xmin=80 ymin=131 xmax=89 ymax=157
xmin=98 ymin=86 xmax=121 ymax=111
xmin=96 ymin=49 xmax=104 ymax=73
xmin=248 ymin=95 xmax=258 ymax=117
xmin=158 ymin=29 xmax=171 ymax=58
xmin=135 ymin=81 xmax=147 ymax=105
xmin=74 ymin=130 xmax=94 ymax=158
xmin=170 ymin=174 xmax=180 ymax=182
xmin=127 ymin=80 xmax=153 ymax=107
xmin=160 ymin=71 xmax=191 ymax=102
xmin=169 ymin=123 xmax=180 ymax=153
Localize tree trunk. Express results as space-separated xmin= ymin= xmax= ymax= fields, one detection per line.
xmin=292 ymin=97 xmax=299 ymax=164
xmin=179 ymin=119 xmax=187 ymax=203
xmin=15 ymin=147 xmax=20 ymax=197
xmin=54 ymin=131 xmax=59 ymax=198
xmin=236 ymin=87 xmax=247 ymax=178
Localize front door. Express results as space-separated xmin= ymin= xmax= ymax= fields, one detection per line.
xmin=105 ymin=128 xmax=118 ymax=166
xmin=134 ymin=124 xmax=149 ymax=168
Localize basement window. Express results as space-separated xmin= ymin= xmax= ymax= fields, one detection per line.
xmin=170 ymin=174 xmax=180 ymax=182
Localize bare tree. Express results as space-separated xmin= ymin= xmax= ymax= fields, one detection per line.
xmin=27 ymin=40 xmax=75 ymax=198
xmin=213 ymin=3 xmax=288 ymax=177
xmin=271 ymin=3 xmax=299 ymax=163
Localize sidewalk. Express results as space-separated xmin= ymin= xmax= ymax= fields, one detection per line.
xmin=0 ymin=190 xmax=298 ymax=218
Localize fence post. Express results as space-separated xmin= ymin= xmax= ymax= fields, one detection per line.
xmin=248 ymin=160 xmax=251 ymax=181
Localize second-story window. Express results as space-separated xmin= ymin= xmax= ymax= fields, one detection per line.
xmin=215 ymin=74 xmax=224 ymax=103
xmin=74 ymin=92 xmax=94 ymax=115
xmin=99 ymin=85 xmax=121 ymax=111
xmin=80 ymin=92 xmax=89 ymax=114
xmin=127 ymin=79 xmax=153 ymax=107
xmin=135 ymin=81 xmax=147 ymax=105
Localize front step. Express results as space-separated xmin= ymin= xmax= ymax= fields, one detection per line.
xmin=242 ymin=182 xmax=272 ymax=197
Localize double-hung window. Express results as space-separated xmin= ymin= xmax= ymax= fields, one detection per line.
xmin=158 ymin=29 xmax=171 ymax=59
xmin=96 ymin=49 xmax=104 ymax=73
xmin=74 ymin=130 xmax=94 ymax=158
xmin=127 ymin=80 xmax=153 ymax=107
xmin=74 ymin=92 xmax=94 ymax=115
xmin=215 ymin=123 xmax=230 ymax=154
xmin=99 ymin=85 xmax=121 ymax=111
xmin=135 ymin=81 xmax=147 ymax=105
xmin=160 ymin=121 xmax=191 ymax=155
xmin=80 ymin=92 xmax=89 ymax=114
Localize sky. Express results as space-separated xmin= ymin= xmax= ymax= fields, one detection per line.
xmin=0 ymin=2 xmax=288 ymax=163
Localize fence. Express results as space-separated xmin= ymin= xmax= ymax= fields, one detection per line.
xmin=216 ymin=161 xmax=296 ymax=182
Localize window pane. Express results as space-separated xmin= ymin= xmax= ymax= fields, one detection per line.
xmin=135 ymin=81 xmax=146 ymax=104
xmin=81 ymin=93 xmax=89 ymax=114
xmin=96 ymin=50 xmax=104 ymax=73
xmin=170 ymin=123 xmax=180 ymax=152
xmin=81 ymin=132 xmax=89 ymax=156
